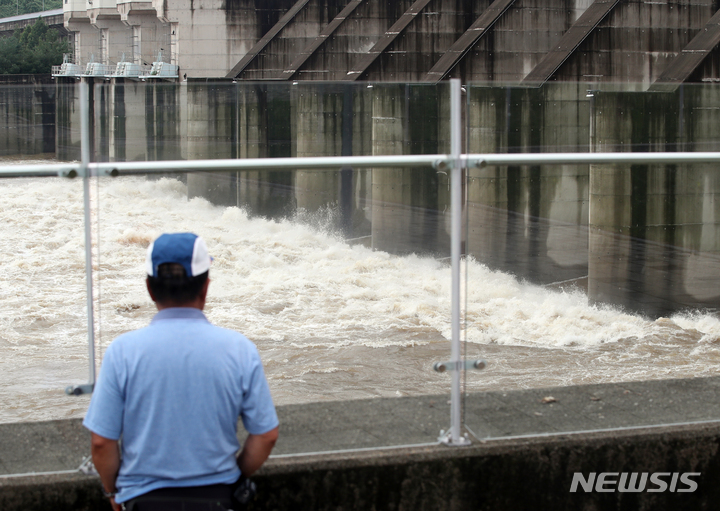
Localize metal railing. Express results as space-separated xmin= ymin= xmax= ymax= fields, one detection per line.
xmin=4 ymin=80 xmax=720 ymax=447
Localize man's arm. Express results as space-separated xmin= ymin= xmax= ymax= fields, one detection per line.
xmin=91 ymin=433 xmax=121 ymax=510
xmin=236 ymin=426 xmax=279 ymax=477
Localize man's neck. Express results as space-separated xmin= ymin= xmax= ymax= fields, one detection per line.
xmin=155 ymin=299 xmax=204 ymax=311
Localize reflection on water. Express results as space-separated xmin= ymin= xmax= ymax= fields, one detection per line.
xmin=1 ymin=172 xmax=720 ymax=424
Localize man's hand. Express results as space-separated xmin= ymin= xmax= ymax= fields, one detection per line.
xmin=236 ymin=426 xmax=279 ymax=477
xmin=90 ymin=433 xmax=121 ymax=511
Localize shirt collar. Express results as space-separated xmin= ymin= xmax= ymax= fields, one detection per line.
xmin=151 ymin=307 xmax=208 ymax=322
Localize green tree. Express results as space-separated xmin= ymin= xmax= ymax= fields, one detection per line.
xmin=0 ymin=18 xmax=70 ymax=74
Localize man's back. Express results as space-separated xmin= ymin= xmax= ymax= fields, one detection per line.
xmin=84 ymin=233 xmax=278 ymax=510
xmin=85 ymin=307 xmax=277 ymax=503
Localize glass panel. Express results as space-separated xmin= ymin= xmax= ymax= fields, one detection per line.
xmin=7 ymin=78 xmax=720 ymax=470
xmin=0 ymin=84 xmax=89 ymax=414
xmin=0 ymin=171 xmax=88 ymax=425
xmin=87 ymin=81 xmax=454 ymax=455
xmin=462 ymin=82 xmax=720 ymax=440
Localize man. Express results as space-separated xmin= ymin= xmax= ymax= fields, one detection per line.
xmin=84 ymin=232 xmax=279 ymax=511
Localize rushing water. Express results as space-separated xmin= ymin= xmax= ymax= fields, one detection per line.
xmin=2 ymin=161 xmax=720 ymax=425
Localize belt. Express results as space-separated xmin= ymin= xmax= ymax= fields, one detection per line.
xmin=122 ymin=483 xmax=235 ymax=511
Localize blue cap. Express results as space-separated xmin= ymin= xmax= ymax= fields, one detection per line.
xmin=146 ymin=233 xmax=211 ymax=278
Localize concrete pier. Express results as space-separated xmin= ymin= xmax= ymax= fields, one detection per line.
xmin=0 ymin=76 xmax=56 ymax=156
xmin=590 ymin=88 xmax=720 ymax=316
xmin=294 ymin=84 xmax=343 ymax=214
xmin=370 ymin=84 xmax=450 ymax=256
xmin=235 ymin=85 xmax=295 ymax=219
xmin=185 ymin=82 xmax=240 ymax=206
xmin=465 ymin=84 xmax=590 ymax=287
xmin=3 ymin=376 xmax=720 ymax=510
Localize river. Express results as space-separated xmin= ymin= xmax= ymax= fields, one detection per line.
xmin=1 ymin=159 xmax=720 ymax=425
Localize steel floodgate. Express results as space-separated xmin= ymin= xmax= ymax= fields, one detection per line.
xmin=1 ymin=172 xmax=720 ymax=424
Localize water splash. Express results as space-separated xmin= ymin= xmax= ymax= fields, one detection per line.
xmin=1 ymin=174 xmax=719 ymax=424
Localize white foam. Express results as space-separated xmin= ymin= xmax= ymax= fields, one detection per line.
xmin=2 ymin=174 xmax=719 ymax=423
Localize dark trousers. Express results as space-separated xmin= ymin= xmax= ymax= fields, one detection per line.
xmin=122 ymin=483 xmax=235 ymax=511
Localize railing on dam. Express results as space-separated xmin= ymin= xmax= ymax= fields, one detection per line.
xmin=2 ymin=79 xmax=720 ymax=478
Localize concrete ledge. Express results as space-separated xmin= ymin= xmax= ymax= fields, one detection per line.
xmin=3 ymin=423 xmax=720 ymax=510
xmin=253 ymin=424 xmax=720 ymax=510
xmin=0 ymin=473 xmax=104 ymax=511
xmin=3 ymin=378 xmax=720 ymax=510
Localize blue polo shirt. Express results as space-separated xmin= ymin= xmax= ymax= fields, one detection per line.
xmin=83 ymin=308 xmax=279 ymax=504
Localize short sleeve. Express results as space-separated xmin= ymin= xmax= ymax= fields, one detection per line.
xmin=240 ymin=347 xmax=279 ymax=435
xmin=83 ymin=343 xmax=125 ymax=440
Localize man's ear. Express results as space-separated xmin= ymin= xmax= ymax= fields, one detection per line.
xmin=199 ymin=277 xmax=210 ymax=302
xmin=146 ymin=278 xmax=157 ymax=303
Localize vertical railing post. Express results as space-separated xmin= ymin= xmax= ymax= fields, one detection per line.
xmin=66 ymin=81 xmax=96 ymax=396
xmin=445 ymin=78 xmax=470 ymax=446
xmin=81 ymin=81 xmax=97 ymax=390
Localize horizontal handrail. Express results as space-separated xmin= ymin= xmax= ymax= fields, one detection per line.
xmin=0 ymin=163 xmax=81 ymax=178
xmin=89 ymin=155 xmax=448 ymax=175
xmin=467 ymin=152 xmax=720 ymax=167
xmin=6 ymin=152 xmax=720 ymax=180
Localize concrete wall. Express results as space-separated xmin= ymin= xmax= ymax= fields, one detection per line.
xmin=3 ymin=421 xmax=720 ymax=511
xmin=253 ymin=426 xmax=720 ymax=511
xmin=183 ymin=83 xmax=302 ymax=219
xmin=155 ymin=0 xmax=254 ymax=77
xmin=293 ymin=83 xmax=343 ymax=213
xmin=87 ymin=0 xmax=132 ymax=65
xmin=590 ymin=87 xmax=720 ymax=316
xmin=186 ymin=82 xmax=241 ymax=205
xmin=64 ymin=0 xmax=101 ymax=66
xmin=453 ymin=0 xmax=586 ymax=83
xmin=291 ymin=82 xmax=374 ymax=237
xmin=558 ymin=0 xmax=720 ymax=87
xmin=54 ymin=80 xmax=81 ymax=161
xmin=235 ymin=85 xmax=294 ymax=218
xmin=117 ymin=0 xmax=169 ymax=67
xmin=106 ymin=79 xmax=182 ymax=161
xmin=0 ymin=75 xmax=56 ymax=157
xmin=238 ymin=0 xmax=590 ymax=82
xmin=466 ymin=84 xmax=590 ymax=286
xmin=370 ymin=84 xmax=450 ymax=255
xmin=228 ymin=0 xmax=720 ymax=85
xmin=54 ymin=0 xmax=720 ymax=83
xmin=238 ymin=0 xmax=348 ymax=80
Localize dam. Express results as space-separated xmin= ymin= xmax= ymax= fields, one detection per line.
xmin=1 ymin=0 xmax=719 ymax=315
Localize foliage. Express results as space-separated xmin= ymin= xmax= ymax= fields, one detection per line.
xmin=0 ymin=18 xmax=70 ymax=74
xmin=0 ymin=0 xmax=62 ymax=19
